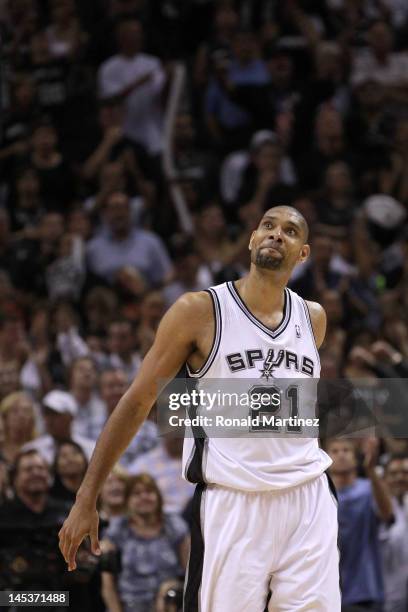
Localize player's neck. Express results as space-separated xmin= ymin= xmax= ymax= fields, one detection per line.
xmin=237 ymin=269 xmax=288 ymax=314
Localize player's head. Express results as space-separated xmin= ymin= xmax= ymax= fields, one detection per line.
xmin=249 ymin=206 xmax=310 ymax=274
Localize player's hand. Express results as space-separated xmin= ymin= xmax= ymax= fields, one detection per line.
xmin=58 ymin=501 xmax=101 ymax=571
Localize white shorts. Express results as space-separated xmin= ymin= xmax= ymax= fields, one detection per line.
xmin=184 ymin=474 xmax=341 ymax=612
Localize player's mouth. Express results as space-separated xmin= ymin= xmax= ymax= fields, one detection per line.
xmin=261 ymin=245 xmax=283 ymax=255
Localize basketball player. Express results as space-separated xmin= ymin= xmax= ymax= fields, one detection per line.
xmin=59 ymin=206 xmax=341 ymax=611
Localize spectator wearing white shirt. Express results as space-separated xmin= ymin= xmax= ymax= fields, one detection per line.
xmin=69 ymin=356 xmax=105 ymax=441
xmin=381 ymin=454 xmax=408 ymax=612
xmin=351 ymin=20 xmax=408 ymax=89
xmin=98 ymin=18 xmax=166 ymax=155
xmin=23 ymin=390 xmax=95 ymax=464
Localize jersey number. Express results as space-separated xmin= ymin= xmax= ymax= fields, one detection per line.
xmin=249 ymin=385 xmax=301 ymax=433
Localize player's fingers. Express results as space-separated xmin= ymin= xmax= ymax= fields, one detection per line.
xmin=66 ymin=537 xmax=80 ymax=571
xmin=58 ymin=525 xmax=68 ymax=562
xmin=90 ymin=523 xmax=101 ymax=556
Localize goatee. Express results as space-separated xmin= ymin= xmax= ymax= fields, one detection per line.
xmin=255 ymin=252 xmax=283 ymax=270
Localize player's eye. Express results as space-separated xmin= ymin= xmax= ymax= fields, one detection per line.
xmin=287 ymin=228 xmax=297 ymax=235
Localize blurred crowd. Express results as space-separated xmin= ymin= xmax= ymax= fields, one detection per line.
xmin=1 ymin=0 xmax=408 ymax=610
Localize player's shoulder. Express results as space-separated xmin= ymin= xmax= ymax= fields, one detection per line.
xmin=304 ymin=300 xmax=326 ymax=322
xmin=304 ymin=300 xmax=327 ymax=348
xmin=173 ymin=290 xmax=214 ymax=319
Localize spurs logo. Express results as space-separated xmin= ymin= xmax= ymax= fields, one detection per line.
xmin=260 ymin=349 xmax=284 ymax=380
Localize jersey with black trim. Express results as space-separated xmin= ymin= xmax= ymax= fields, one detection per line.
xmin=182 ymin=281 xmax=332 ymax=491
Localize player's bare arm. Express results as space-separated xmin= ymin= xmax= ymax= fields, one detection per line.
xmin=305 ymin=300 xmax=327 ymax=349
xmin=58 ymin=291 xmax=213 ymax=570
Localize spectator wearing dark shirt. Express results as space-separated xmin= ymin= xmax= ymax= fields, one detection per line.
xmin=50 ymin=440 xmax=88 ymax=504
xmin=12 ymin=211 xmax=65 ymax=296
xmin=0 ymin=449 xmax=69 ymax=592
xmin=289 ymin=234 xmax=344 ymax=301
xmin=28 ymin=120 xmax=74 ymax=211
xmin=327 ymin=438 xmax=393 ymax=611
xmin=7 ymin=167 xmax=45 ymax=236
xmin=297 ymin=106 xmax=353 ymax=192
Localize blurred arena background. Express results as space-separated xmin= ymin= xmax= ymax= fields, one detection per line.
xmin=0 ymin=0 xmax=408 ymax=610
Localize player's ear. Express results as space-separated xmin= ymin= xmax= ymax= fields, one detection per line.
xmin=298 ymin=243 xmax=310 ymax=264
xmin=248 ymin=230 xmax=256 ymax=251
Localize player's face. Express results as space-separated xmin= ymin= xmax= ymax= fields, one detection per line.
xmin=249 ymin=210 xmax=309 ymax=272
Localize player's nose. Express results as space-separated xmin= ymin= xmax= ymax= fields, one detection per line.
xmin=269 ymin=226 xmax=283 ymax=241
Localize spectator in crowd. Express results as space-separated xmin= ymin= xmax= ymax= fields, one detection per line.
xmin=220 ymin=130 xmax=296 ymax=207
xmin=235 ymin=133 xmax=296 ymax=212
xmin=45 ymin=0 xmax=88 ymax=61
xmin=297 ymin=106 xmax=352 ymax=191
xmin=99 ymin=464 xmax=129 ymax=524
xmin=380 ymin=454 xmax=408 ymax=612
xmin=86 ymin=191 xmax=172 ymax=287
xmin=96 ymin=367 xmax=158 ymax=467
xmin=28 ymin=120 xmax=74 ymax=211
xmin=98 ymin=17 xmax=166 ymax=156
xmin=163 ymin=235 xmax=213 ymax=307
xmin=23 ymin=390 xmax=95 ymax=464
xmin=84 ymin=286 xmax=119 ymax=338
xmin=84 ymin=159 xmax=153 ymax=229
xmin=193 ymin=4 xmax=239 ymax=89
xmin=0 ymin=314 xmax=29 ymax=400
xmin=327 ymin=438 xmax=393 ymax=611
xmin=45 ymin=232 xmax=86 ymax=302
xmin=0 ymin=391 xmax=36 ymax=468
xmin=194 ymin=203 xmax=246 ymax=275
xmin=171 ymin=111 xmax=218 ymax=200
xmin=0 ymin=75 xmax=39 ymax=171
xmin=7 ymin=166 xmax=44 ymax=236
xmin=107 ymin=319 xmax=141 ymax=383
xmin=204 ymin=29 xmax=270 ymax=153
xmin=50 ymin=439 xmax=88 ymax=504
xmin=351 ymin=20 xmax=408 ymax=90
xmin=136 ymin=291 xmax=166 ymax=356
xmin=313 ymin=161 xmax=356 ymax=236
xmin=101 ymin=473 xmax=189 ymax=612
xmin=128 ymin=437 xmax=194 ymax=515
xmin=0 ymin=450 xmax=68 ymax=591
xmin=12 ymin=211 xmax=65 ymax=296
xmin=69 ymin=356 xmax=105 ymax=441
xmin=289 ymin=234 xmax=345 ymax=300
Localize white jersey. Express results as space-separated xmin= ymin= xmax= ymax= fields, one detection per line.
xmin=182 ymin=281 xmax=332 ymax=491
